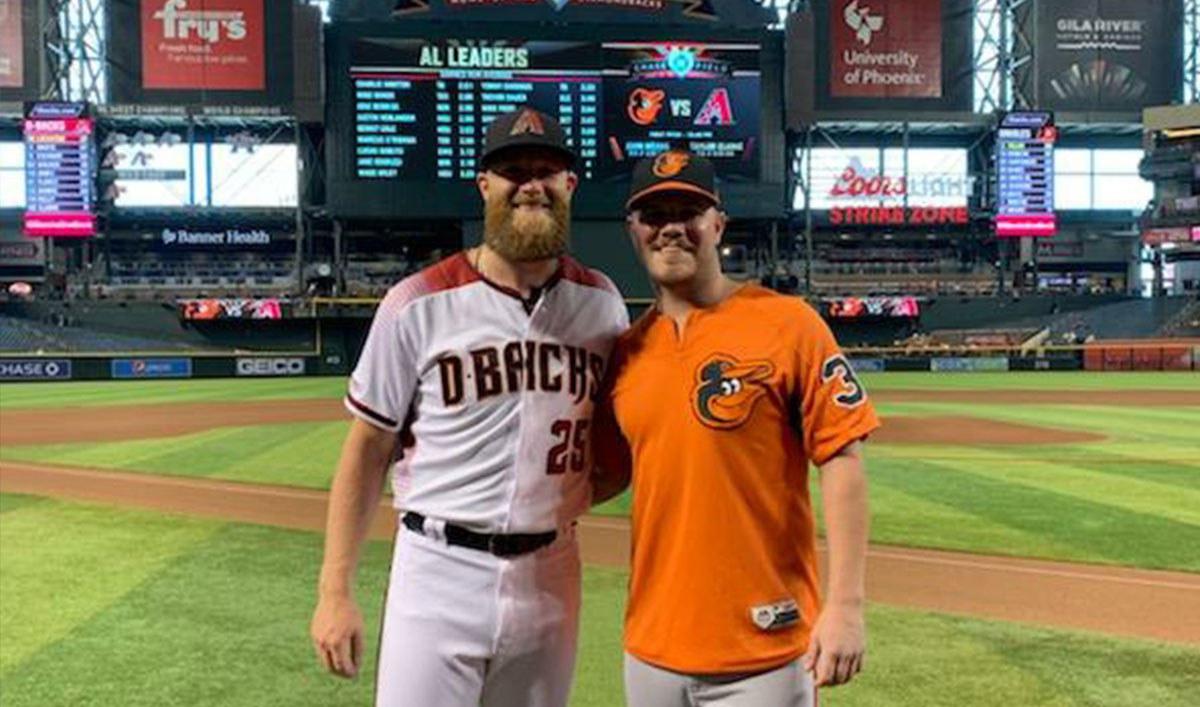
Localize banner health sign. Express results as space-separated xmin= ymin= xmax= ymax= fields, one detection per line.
xmin=106 ymin=0 xmax=293 ymax=110
xmin=112 ymin=357 xmax=193 ymax=379
xmin=0 ymin=359 xmax=72 ymax=381
xmin=1033 ymin=0 xmax=1183 ymax=113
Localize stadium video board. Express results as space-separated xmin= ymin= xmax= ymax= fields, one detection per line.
xmin=996 ymin=111 xmax=1057 ymax=238
xmin=326 ymin=25 xmax=784 ymax=220
xmin=23 ymin=103 xmax=96 ymax=238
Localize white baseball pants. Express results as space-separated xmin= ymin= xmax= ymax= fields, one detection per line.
xmin=374 ymin=523 xmax=581 ymax=707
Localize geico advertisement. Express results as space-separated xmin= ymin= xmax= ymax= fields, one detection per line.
xmin=236 ymin=357 xmax=306 ymax=376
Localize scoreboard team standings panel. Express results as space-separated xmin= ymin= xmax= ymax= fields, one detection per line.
xmin=349 ymin=39 xmax=762 ymax=185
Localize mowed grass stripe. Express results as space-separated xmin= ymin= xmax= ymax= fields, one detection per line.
xmin=860 ymin=371 xmax=1200 ymax=391
xmin=836 ymin=482 xmax=1080 ymax=560
xmin=2 ymin=496 xmax=1197 ymax=707
xmin=0 ymin=493 xmax=45 ymax=514
xmin=996 ymin=445 xmax=1200 ymax=492
xmin=923 ymin=450 xmax=1200 ymax=528
xmin=867 ymin=456 xmax=1200 ymax=571
xmin=0 ymin=422 xmax=346 ymax=490
xmin=856 ymin=605 xmax=1200 ymax=707
xmin=0 ymin=497 xmax=218 ymax=672
xmin=0 ymin=378 xmax=347 ymax=410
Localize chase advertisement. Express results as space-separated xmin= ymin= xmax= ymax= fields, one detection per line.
xmin=107 ymin=0 xmax=293 ymax=109
xmin=0 ymin=359 xmax=72 ymax=381
xmin=1034 ymin=0 xmax=1183 ymax=112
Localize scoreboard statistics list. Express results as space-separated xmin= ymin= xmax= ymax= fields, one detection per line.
xmin=349 ymin=38 xmax=761 ymax=185
xmin=354 ymin=43 xmax=603 ymax=180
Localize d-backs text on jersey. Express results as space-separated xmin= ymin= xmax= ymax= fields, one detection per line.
xmin=437 ymin=340 xmax=605 ymax=406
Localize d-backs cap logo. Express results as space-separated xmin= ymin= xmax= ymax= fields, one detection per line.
xmin=142 ymin=0 xmax=265 ymax=91
xmin=509 ymin=109 xmax=546 ymax=136
xmin=628 ymin=88 xmax=666 ymax=126
xmin=692 ymin=354 xmax=776 ymax=430
xmin=843 ymin=0 xmax=884 ymax=45
xmin=653 ymin=150 xmax=690 ymax=178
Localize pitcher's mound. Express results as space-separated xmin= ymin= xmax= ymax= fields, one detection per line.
xmin=874 ymin=416 xmax=1106 ymax=446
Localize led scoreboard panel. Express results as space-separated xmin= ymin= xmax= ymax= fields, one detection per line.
xmin=996 ymin=111 xmax=1057 ymax=238
xmin=353 ymin=41 xmax=605 ymax=181
xmin=602 ymin=42 xmax=760 ymax=180
xmin=326 ymin=26 xmax=781 ymax=220
xmin=23 ymin=103 xmax=96 ymax=238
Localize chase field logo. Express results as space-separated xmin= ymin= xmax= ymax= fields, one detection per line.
xmin=844 ymin=0 xmax=884 ymax=46
xmin=691 ymin=354 xmax=776 ymax=430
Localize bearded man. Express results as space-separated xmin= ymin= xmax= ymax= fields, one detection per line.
xmin=309 ymin=108 xmax=628 ymax=707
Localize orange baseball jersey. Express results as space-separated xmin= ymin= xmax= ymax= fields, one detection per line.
xmin=596 ymin=284 xmax=880 ymax=674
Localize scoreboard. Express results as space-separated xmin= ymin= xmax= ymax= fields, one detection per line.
xmin=23 ymin=103 xmax=96 ymax=238
xmin=353 ymin=41 xmax=605 ymax=180
xmin=995 ymin=111 xmax=1057 ymax=238
xmin=328 ymin=29 xmax=777 ymax=219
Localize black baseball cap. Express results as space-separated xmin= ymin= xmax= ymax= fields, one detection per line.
xmin=626 ymin=149 xmax=720 ymax=211
xmin=480 ymin=107 xmax=576 ymax=169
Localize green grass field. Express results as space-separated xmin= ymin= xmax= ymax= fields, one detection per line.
xmin=3 ymin=374 xmax=1197 ymax=571
xmin=2 ymin=494 xmax=1197 ymax=707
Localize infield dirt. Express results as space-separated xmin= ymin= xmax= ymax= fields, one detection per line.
xmin=2 ymin=392 xmax=1198 ymax=646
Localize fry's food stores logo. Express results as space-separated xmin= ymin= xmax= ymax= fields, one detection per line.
xmin=141 ymin=0 xmax=264 ymax=91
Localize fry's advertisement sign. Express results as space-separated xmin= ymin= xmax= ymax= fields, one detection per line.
xmin=141 ymin=0 xmax=264 ymax=90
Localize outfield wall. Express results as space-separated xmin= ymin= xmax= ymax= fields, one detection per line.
xmin=0 ymin=355 xmax=333 ymax=382
xmin=2 ymin=340 xmax=1196 ymax=382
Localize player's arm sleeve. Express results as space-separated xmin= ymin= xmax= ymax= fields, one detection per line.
xmin=795 ymin=305 xmax=881 ymax=466
xmin=344 ymin=294 xmax=419 ymax=433
xmin=590 ymin=356 xmax=632 ymax=504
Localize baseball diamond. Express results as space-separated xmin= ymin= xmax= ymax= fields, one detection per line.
xmin=4 ymin=0 xmax=1200 ymax=705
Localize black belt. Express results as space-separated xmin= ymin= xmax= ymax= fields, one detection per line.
xmin=402 ymin=512 xmax=557 ymax=558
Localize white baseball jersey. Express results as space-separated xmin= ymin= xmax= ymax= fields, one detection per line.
xmin=346 ymin=251 xmax=628 ymax=534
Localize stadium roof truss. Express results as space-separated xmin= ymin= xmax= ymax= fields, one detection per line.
xmin=44 ymin=0 xmax=108 ymax=103
xmin=1187 ymin=0 xmax=1199 ymax=104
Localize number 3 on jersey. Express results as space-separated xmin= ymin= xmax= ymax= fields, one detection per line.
xmin=546 ymin=419 xmax=590 ymax=474
xmin=821 ymin=354 xmax=866 ymax=408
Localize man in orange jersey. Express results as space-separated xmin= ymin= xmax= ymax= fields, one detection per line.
xmin=594 ymin=149 xmax=880 ymax=706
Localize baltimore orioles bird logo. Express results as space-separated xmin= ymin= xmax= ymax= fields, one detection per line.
xmin=692 ymin=354 xmax=776 ymax=430
xmin=628 ymin=88 xmax=666 ymax=127
xmin=653 ymin=149 xmax=690 ymax=178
